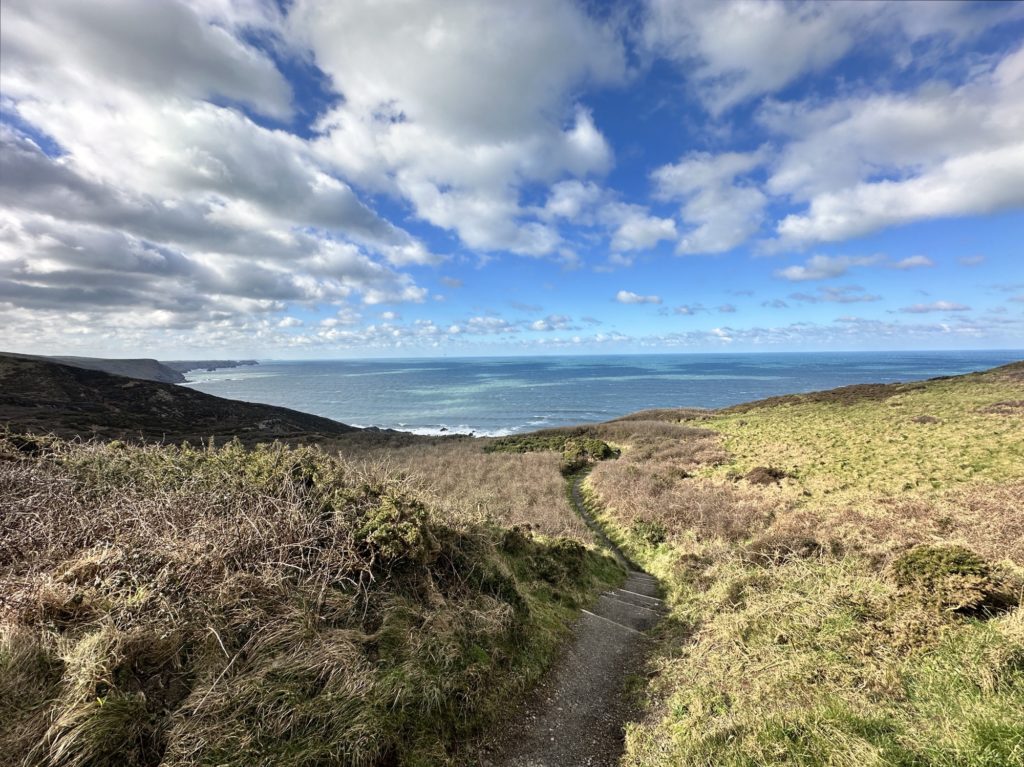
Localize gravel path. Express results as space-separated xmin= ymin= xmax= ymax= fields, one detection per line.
xmin=479 ymin=474 xmax=664 ymax=767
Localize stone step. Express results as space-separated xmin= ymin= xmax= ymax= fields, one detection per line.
xmin=600 ymin=591 xmax=665 ymax=615
xmin=620 ymin=576 xmax=663 ymax=599
xmin=604 ymin=589 xmax=666 ymax=612
xmin=590 ymin=594 xmax=661 ymax=632
xmin=627 ymin=570 xmax=658 ymax=581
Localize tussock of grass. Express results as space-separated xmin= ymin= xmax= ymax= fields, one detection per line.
xmin=581 ymin=363 xmax=1024 ymax=766
xmin=0 ymin=435 xmax=622 ymax=766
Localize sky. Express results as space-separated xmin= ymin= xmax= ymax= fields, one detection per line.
xmin=1 ymin=0 xmax=1022 ymax=359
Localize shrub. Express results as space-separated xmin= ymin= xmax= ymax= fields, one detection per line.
xmin=744 ymin=466 xmax=789 ymax=486
xmin=891 ymin=545 xmax=1015 ymax=614
xmin=0 ymin=434 xmax=623 ymax=766
xmin=630 ymin=520 xmax=667 ymax=547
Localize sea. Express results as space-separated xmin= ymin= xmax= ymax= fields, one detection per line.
xmin=182 ymin=350 xmax=1023 ymax=437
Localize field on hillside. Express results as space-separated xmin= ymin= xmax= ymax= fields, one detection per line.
xmin=3 ymin=361 xmax=1022 ymax=766
xmin=579 ymin=362 xmax=1024 ymax=765
xmin=0 ymin=435 xmax=621 ymax=767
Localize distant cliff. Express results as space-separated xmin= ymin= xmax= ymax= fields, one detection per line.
xmin=0 ymin=353 xmax=356 ymax=443
xmin=2 ymin=352 xmax=186 ymax=383
xmin=162 ymin=359 xmax=259 ymax=375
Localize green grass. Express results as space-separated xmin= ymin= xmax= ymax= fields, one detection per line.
xmin=704 ymin=368 xmax=1024 ymax=501
xmin=485 ymin=433 xmax=617 ymax=475
xmin=581 ymin=363 xmax=1024 ymax=767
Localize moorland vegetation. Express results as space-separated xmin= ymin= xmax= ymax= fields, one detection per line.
xmin=2 ymin=359 xmax=1022 ymax=766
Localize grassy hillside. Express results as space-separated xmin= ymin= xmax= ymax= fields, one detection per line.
xmin=0 ymin=354 xmax=358 ymax=444
xmin=3 ymin=359 xmax=1021 ymax=765
xmin=578 ymin=362 xmax=1024 ymax=765
xmin=0 ymin=435 xmax=622 ymax=766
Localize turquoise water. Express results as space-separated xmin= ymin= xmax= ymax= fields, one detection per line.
xmin=183 ymin=351 xmax=1022 ymax=436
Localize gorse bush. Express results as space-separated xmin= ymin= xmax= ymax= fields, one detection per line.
xmin=0 ymin=435 xmax=622 ymax=766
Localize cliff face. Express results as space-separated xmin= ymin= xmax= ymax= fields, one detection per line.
xmin=0 ymin=353 xmax=356 ymax=443
xmin=1 ymin=352 xmax=186 ymax=383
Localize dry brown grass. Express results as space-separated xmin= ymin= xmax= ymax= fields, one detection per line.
xmin=344 ymin=439 xmax=588 ymax=539
xmin=0 ymin=435 xmax=621 ymax=766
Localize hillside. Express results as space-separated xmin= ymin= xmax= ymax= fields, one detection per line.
xmin=2 ymin=352 xmax=188 ymax=383
xmin=580 ymin=361 xmax=1024 ymax=765
xmin=0 ymin=354 xmax=357 ymax=444
xmin=1 ymin=360 xmax=1021 ymax=766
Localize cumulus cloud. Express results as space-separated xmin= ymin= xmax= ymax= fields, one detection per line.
xmin=529 ymin=314 xmax=575 ymax=332
xmin=1 ymin=0 xmax=293 ymax=119
xmin=616 ymin=290 xmax=662 ymax=305
xmin=898 ymin=301 xmax=972 ymax=313
xmin=643 ymin=0 xmax=1022 ymax=115
xmin=0 ymin=0 xmax=440 ymax=342
xmin=652 ymin=148 xmax=769 ymax=254
xmin=959 ymin=255 xmax=986 ymax=266
xmin=600 ymin=203 xmax=677 ymax=252
xmin=775 ymin=254 xmax=883 ymax=281
xmin=768 ymin=45 xmax=1024 ymax=246
xmin=299 ymin=0 xmax=625 ymax=257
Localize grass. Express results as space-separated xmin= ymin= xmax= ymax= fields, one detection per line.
xmin=4 ymin=361 xmax=1021 ymax=765
xmin=0 ymin=434 xmax=623 ymax=766
xmin=577 ymin=362 xmax=1024 ymax=766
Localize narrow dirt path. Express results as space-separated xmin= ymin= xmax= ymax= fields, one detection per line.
xmin=479 ymin=473 xmax=663 ymax=767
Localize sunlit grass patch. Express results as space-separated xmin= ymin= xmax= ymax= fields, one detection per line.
xmin=583 ymin=363 xmax=1024 ymax=767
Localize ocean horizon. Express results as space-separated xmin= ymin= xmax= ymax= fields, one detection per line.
xmin=182 ymin=349 xmax=1023 ymax=436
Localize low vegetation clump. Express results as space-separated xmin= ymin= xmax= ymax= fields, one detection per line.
xmin=579 ymin=362 xmax=1024 ymax=766
xmin=484 ymin=432 xmax=617 ymax=475
xmin=0 ymin=434 xmax=622 ymax=766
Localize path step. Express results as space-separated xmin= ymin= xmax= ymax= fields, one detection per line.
xmin=611 ymin=586 xmax=664 ymax=607
xmin=603 ymin=589 xmax=666 ymax=613
xmin=622 ymin=576 xmax=662 ymax=599
xmin=591 ymin=594 xmax=661 ymax=632
xmin=599 ymin=592 xmax=664 ymax=617
xmin=485 ymin=610 xmax=647 ymax=766
xmin=625 ymin=570 xmax=657 ymax=581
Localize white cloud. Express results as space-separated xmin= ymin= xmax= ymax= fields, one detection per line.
xmin=959 ymin=255 xmax=986 ymax=266
xmin=0 ymin=0 xmax=438 ymax=339
xmin=768 ymin=45 xmax=1024 ymax=246
xmin=529 ymin=314 xmax=574 ymax=332
xmin=616 ymin=290 xmax=661 ymax=305
xmin=652 ymin=148 xmax=769 ymax=254
xmin=643 ymin=0 xmax=857 ymax=115
xmin=643 ymin=0 xmax=1022 ymax=115
xmin=600 ymin=203 xmax=677 ymax=252
xmin=898 ymin=301 xmax=972 ymax=313
xmin=1 ymin=0 xmax=293 ymax=119
xmin=299 ymin=0 xmax=625 ymax=257
xmin=543 ymin=180 xmax=605 ymax=221
xmin=790 ymin=286 xmax=881 ymax=304
xmin=891 ymin=255 xmax=935 ymax=270
xmin=775 ymin=254 xmax=883 ymax=282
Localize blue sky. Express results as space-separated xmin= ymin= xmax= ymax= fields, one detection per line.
xmin=0 ymin=0 xmax=1022 ymax=358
